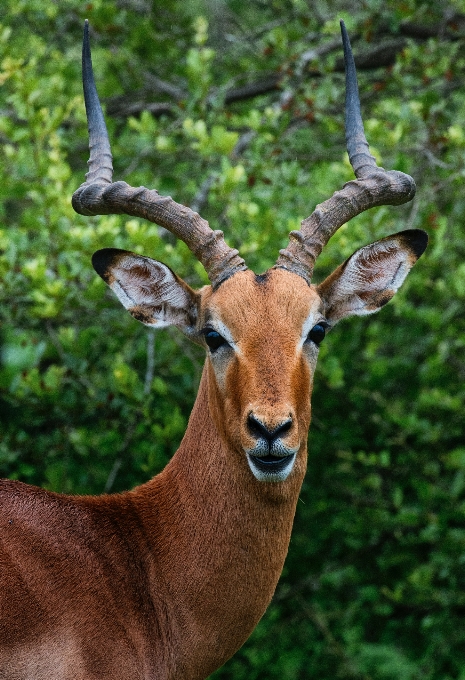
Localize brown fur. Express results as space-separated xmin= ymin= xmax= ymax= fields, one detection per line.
xmin=0 ymin=241 xmax=424 ymax=679
xmin=0 ymin=270 xmax=320 ymax=680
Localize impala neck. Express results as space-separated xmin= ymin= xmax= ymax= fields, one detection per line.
xmin=133 ymin=362 xmax=307 ymax=678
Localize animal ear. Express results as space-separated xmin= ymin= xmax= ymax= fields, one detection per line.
xmin=316 ymin=229 xmax=428 ymax=324
xmin=92 ymin=248 xmax=200 ymax=334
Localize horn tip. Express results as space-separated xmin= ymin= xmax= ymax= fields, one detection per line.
xmin=340 ymin=19 xmax=351 ymax=51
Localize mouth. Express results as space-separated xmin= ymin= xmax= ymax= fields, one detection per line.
xmin=246 ymin=452 xmax=296 ymax=482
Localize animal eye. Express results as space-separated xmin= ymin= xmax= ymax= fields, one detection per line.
xmin=306 ymin=323 xmax=327 ymax=346
xmin=204 ymin=330 xmax=228 ymax=352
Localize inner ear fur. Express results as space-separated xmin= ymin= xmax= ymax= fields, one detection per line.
xmin=92 ymin=248 xmax=200 ymax=333
xmin=316 ymin=229 xmax=428 ymax=324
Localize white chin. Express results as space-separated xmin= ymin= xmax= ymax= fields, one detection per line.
xmin=246 ymin=453 xmax=296 ymax=482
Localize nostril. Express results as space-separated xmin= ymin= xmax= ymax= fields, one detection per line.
xmin=275 ymin=418 xmax=292 ymax=438
xmin=247 ymin=414 xmax=270 ymax=440
xmin=247 ymin=413 xmax=293 ymax=442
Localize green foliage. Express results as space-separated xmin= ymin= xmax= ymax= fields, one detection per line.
xmin=1 ymin=1 xmax=465 ymax=678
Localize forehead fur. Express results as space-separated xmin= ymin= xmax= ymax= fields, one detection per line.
xmin=202 ymin=269 xmax=321 ymax=335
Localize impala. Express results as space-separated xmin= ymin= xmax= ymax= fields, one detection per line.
xmin=0 ymin=20 xmax=427 ymax=680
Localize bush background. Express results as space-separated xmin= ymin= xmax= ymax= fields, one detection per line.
xmin=1 ymin=1 xmax=465 ymax=678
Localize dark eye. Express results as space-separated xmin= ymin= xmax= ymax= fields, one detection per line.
xmin=306 ymin=323 xmax=327 ymax=346
xmin=204 ymin=330 xmax=228 ymax=352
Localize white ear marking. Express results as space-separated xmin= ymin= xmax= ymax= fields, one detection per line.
xmin=111 ymin=279 xmax=137 ymax=310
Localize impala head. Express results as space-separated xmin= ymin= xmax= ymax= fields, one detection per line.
xmin=73 ymin=21 xmax=427 ymax=484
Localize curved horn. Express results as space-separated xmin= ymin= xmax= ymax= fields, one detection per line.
xmin=274 ymin=20 xmax=416 ymax=284
xmin=72 ymin=21 xmax=247 ymax=289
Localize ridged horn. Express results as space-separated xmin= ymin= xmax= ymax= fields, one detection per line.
xmin=274 ymin=20 xmax=416 ymax=284
xmin=72 ymin=20 xmax=247 ymax=289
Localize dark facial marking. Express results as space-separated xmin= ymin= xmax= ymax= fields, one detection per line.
xmin=255 ymin=272 xmax=269 ymax=285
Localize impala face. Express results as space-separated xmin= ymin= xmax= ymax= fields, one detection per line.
xmin=200 ymin=269 xmax=322 ymax=482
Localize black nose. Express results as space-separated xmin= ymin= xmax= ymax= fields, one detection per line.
xmin=247 ymin=414 xmax=293 ymax=443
